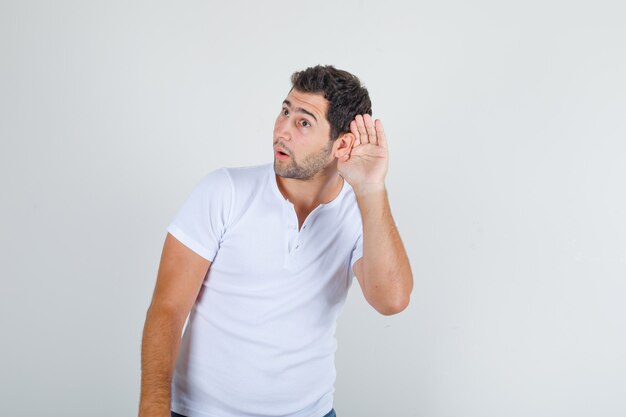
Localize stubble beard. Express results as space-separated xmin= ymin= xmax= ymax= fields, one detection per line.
xmin=275 ymin=140 xmax=334 ymax=180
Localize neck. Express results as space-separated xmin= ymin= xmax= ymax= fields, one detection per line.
xmin=275 ymin=166 xmax=344 ymax=210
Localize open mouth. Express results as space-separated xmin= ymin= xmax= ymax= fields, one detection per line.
xmin=275 ymin=150 xmax=289 ymax=160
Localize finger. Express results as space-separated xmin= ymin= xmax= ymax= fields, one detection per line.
xmin=363 ymin=114 xmax=378 ymax=145
xmin=355 ymin=114 xmax=369 ymax=144
xmin=350 ymin=120 xmax=361 ymax=147
xmin=375 ymin=119 xmax=388 ymax=149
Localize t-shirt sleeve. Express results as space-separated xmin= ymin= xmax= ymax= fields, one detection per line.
xmin=166 ymin=168 xmax=233 ymax=262
xmin=349 ymin=227 xmax=363 ymax=279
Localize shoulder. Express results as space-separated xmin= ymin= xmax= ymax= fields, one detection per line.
xmin=222 ymin=163 xmax=270 ymax=183
xmin=338 ymin=181 xmax=362 ymax=219
xmin=220 ymin=163 xmax=272 ymax=194
xmin=195 ymin=163 xmax=269 ymax=191
xmin=215 ymin=163 xmax=274 ymax=221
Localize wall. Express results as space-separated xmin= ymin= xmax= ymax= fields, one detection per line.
xmin=1 ymin=0 xmax=624 ymax=415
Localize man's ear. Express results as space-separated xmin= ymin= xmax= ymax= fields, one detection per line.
xmin=333 ymin=132 xmax=355 ymax=160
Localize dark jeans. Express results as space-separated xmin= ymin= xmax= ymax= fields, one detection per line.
xmin=171 ymin=408 xmax=336 ymax=417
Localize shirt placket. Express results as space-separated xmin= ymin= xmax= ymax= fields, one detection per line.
xmin=283 ymin=201 xmax=320 ymax=269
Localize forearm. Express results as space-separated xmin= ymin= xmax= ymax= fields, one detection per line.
xmin=355 ymin=185 xmax=413 ymax=312
xmin=139 ymin=305 xmax=186 ymax=417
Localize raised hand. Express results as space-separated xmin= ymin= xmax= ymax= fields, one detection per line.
xmin=337 ymin=113 xmax=389 ymax=195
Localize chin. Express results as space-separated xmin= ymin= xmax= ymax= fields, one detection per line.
xmin=273 ymin=160 xmax=289 ymax=176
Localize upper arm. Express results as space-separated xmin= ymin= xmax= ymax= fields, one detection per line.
xmin=147 ymin=232 xmax=212 ymax=321
xmin=352 ymin=257 xmax=366 ymax=297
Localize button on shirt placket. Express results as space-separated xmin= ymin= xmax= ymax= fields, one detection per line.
xmin=282 ymin=192 xmax=327 ymax=268
xmin=282 ymin=201 xmax=299 ymax=270
xmin=284 ymin=202 xmax=296 ymax=252
xmin=283 ymin=201 xmax=318 ymax=267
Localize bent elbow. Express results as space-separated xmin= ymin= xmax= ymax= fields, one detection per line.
xmin=376 ymin=295 xmax=410 ymax=316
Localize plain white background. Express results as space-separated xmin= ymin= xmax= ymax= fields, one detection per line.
xmin=1 ymin=0 xmax=625 ymax=416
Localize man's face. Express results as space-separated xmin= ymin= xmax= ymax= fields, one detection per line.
xmin=273 ymin=89 xmax=336 ymax=180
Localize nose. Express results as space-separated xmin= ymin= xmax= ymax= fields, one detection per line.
xmin=274 ymin=116 xmax=292 ymax=142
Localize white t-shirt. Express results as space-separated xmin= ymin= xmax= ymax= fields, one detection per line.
xmin=166 ymin=163 xmax=363 ymax=417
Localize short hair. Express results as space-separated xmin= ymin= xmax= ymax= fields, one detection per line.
xmin=290 ymin=65 xmax=372 ymax=141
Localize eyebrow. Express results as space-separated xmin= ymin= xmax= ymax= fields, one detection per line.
xmin=282 ymin=100 xmax=318 ymax=123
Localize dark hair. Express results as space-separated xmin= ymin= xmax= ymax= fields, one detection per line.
xmin=290 ymin=65 xmax=372 ymax=141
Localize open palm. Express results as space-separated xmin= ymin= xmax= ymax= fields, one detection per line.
xmin=338 ymin=114 xmax=389 ymax=192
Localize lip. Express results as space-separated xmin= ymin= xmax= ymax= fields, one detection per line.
xmin=274 ymin=146 xmax=290 ymax=158
xmin=275 ymin=149 xmax=289 ymax=161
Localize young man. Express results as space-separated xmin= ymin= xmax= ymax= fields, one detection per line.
xmin=139 ymin=65 xmax=413 ymax=417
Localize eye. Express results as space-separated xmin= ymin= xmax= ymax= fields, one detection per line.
xmin=282 ymin=108 xmax=289 ymax=116
xmin=300 ymin=120 xmax=310 ymax=128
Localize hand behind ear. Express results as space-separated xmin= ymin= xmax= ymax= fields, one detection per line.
xmin=336 ymin=114 xmax=389 ymax=188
